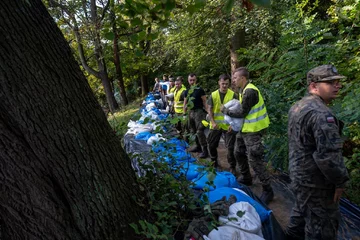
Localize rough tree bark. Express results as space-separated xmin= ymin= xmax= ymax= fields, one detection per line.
xmin=0 ymin=1 xmax=145 ymax=239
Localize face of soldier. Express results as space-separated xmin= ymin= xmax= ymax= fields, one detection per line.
xmin=314 ymin=80 xmax=342 ymax=104
xmin=175 ymin=81 xmax=182 ymax=89
xmin=218 ymin=79 xmax=230 ymax=93
xmin=188 ymin=76 xmax=196 ymax=86
xmin=232 ymin=71 xmax=246 ymax=89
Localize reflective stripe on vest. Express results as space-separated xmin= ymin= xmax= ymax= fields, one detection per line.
xmin=211 ymin=89 xmax=235 ymax=130
xmin=174 ymin=86 xmax=187 ymax=114
xmin=239 ymin=83 xmax=270 ymax=133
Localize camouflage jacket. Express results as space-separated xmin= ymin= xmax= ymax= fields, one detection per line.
xmin=288 ymin=94 xmax=349 ymax=189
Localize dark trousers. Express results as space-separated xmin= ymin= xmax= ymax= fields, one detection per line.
xmin=187 ymin=109 xmax=207 ymax=147
xmin=207 ymin=129 xmax=236 ymax=168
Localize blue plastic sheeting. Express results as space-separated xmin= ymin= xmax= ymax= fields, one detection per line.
xmin=152 ymin=138 xmax=188 ymax=153
xmin=177 ymin=162 xmax=206 ymax=180
xmin=191 ymin=171 xmax=238 ymax=190
xmin=159 ymin=152 xmax=196 ymax=164
xmin=134 ymin=131 xmax=155 ymax=141
xmin=203 ymin=187 xmax=272 ymax=223
xmin=338 ymin=197 xmax=360 ymax=239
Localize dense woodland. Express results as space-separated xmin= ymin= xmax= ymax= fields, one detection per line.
xmin=46 ymin=0 xmax=360 ymax=200
xmin=0 ymin=0 xmax=359 ymax=239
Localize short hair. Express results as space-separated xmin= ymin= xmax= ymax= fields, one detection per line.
xmin=176 ymin=76 xmax=183 ymax=82
xmin=163 ymin=74 xmax=168 ymax=78
xmin=234 ymin=67 xmax=249 ymax=79
xmin=188 ymin=73 xmax=196 ymax=78
xmin=219 ymin=74 xmax=230 ymax=81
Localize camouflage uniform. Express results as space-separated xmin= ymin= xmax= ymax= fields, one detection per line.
xmin=222 ymin=83 xmax=271 ymax=186
xmin=235 ymin=131 xmax=270 ymax=185
xmin=188 ymin=109 xmax=207 ymax=147
xmin=286 ymin=93 xmax=349 ymax=239
xmin=185 ymin=86 xmax=208 ymax=152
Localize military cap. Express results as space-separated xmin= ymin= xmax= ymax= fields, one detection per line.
xmin=307 ymin=64 xmax=345 ymax=84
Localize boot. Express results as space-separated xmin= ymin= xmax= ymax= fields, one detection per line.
xmin=260 ymin=184 xmax=274 ymax=204
xmin=211 ymin=158 xmax=219 ymax=169
xmin=188 ymin=145 xmax=201 ymax=152
xmin=199 ymin=146 xmax=208 ymax=158
xmin=237 ymin=175 xmax=253 ymax=186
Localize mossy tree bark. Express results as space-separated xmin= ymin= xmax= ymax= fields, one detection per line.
xmin=0 ymin=0 xmax=145 ymax=239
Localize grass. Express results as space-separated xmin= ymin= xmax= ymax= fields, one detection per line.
xmin=108 ymin=98 xmax=143 ymax=138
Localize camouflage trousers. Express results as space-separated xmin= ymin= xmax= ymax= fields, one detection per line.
xmin=285 ymin=184 xmax=340 ymax=240
xmin=234 ymin=131 xmax=270 ymax=186
xmin=186 ymin=109 xmax=207 ymax=147
xmin=207 ymin=129 xmax=236 ymax=168
xmin=174 ymin=113 xmax=185 ymax=134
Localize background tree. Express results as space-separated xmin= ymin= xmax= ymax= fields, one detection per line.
xmin=46 ymin=0 xmax=120 ymax=112
xmin=0 ymin=0 xmax=146 ymax=238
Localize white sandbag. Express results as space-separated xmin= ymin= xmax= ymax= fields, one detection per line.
xmin=165 ymin=93 xmax=174 ymax=101
xmin=206 ymin=201 xmax=264 ymax=240
xmin=147 ymin=133 xmax=165 ymax=145
xmin=223 ymin=99 xmax=244 ymax=132
xmin=146 ymin=102 xmax=157 ymax=111
xmin=126 ymin=120 xmax=153 ymax=135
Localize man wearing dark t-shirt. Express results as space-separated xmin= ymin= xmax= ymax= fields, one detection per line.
xmin=183 ymin=73 xmax=208 ymax=158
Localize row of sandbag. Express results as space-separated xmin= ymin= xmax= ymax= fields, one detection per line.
xmin=125 ymin=93 xmax=272 ymax=223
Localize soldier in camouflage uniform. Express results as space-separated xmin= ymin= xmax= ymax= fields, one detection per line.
xmin=183 ymin=73 xmax=209 ymax=158
xmin=207 ymin=74 xmax=238 ymax=169
xmin=285 ymin=65 xmax=349 ymax=240
xmin=221 ymin=67 xmax=273 ymax=204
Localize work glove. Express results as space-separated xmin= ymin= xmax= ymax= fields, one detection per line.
xmin=184 ymin=219 xmax=212 ymax=240
xmin=209 ymin=195 xmax=237 ymax=217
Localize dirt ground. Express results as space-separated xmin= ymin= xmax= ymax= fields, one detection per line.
xmin=193 ymin=140 xmax=294 ymax=230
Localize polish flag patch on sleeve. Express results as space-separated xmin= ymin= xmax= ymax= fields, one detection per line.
xmin=326 ymin=116 xmax=335 ymax=123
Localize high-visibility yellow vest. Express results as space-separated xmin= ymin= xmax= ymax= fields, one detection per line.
xmin=169 ymin=86 xmax=176 ymax=93
xmin=239 ymin=83 xmax=270 ymax=133
xmin=210 ymin=89 xmax=235 ymax=130
xmin=174 ymin=86 xmax=187 ymax=114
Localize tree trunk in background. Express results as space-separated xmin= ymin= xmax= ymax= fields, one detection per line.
xmin=140 ymin=75 xmax=149 ymax=96
xmin=90 ymin=0 xmax=119 ymax=112
xmin=111 ymin=0 xmax=128 ymax=107
xmin=0 ymin=1 xmax=145 ymax=239
xmin=230 ymin=27 xmax=246 ymax=90
xmin=230 ymin=27 xmax=246 ymax=72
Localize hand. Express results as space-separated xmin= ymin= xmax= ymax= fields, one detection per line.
xmin=211 ymin=121 xmax=218 ymax=130
xmin=184 ymin=219 xmax=211 ymax=240
xmin=220 ymin=104 xmax=225 ymax=112
xmin=210 ymin=195 xmax=237 ymax=217
xmin=228 ymin=126 xmax=232 ymax=133
xmin=333 ymin=188 xmax=345 ymax=203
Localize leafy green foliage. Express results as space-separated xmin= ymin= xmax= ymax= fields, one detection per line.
xmin=128 ymin=140 xmax=218 ymax=239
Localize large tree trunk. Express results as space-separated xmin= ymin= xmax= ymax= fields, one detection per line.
xmin=0 ymin=1 xmax=145 ymax=239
